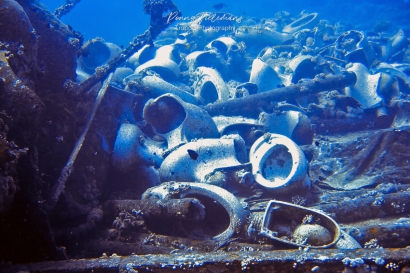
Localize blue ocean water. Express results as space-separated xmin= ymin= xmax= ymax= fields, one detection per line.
xmin=41 ymin=0 xmax=410 ymax=47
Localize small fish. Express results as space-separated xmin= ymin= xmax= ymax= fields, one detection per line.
xmin=211 ymin=3 xmax=228 ymax=10
xmin=187 ymin=149 xmax=199 ymax=160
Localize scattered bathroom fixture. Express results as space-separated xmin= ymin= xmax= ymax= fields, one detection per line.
xmin=334 ymin=30 xmax=375 ymax=67
xmin=282 ymin=13 xmax=319 ymax=34
xmin=191 ymin=12 xmax=225 ymax=37
xmin=234 ymin=82 xmax=259 ymax=97
xmin=205 ymin=36 xmax=239 ymax=56
xmin=77 ymin=38 xmax=121 ymax=78
xmin=249 ymin=133 xmax=310 ymax=193
xmin=381 ymin=29 xmax=407 ymax=62
xmin=143 ymin=93 xmax=219 ymax=150
xmin=213 ymin=116 xmax=265 ymax=148
xmin=135 ymin=44 xmax=181 ymax=81
xmin=373 ymin=62 xmax=410 ymax=94
xmin=142 ymin=182 xmax=248 ymax=241
xmin=235 ymin=26 xmax=294 ymax=51
xmin=259 ymin=200 xmax=341 ymax=248
xmin=249 ymin=58 xmax=283 ymax=92
xmin=345 ymin=62 xmax=384 ymax=109
xmin=112 ymin=67 xmax=134 ymax=87
xmin=259 ymin=103 xmax=314 ymax=145
xmin=139 ymin=74 xmax=203 ymax=105
xmin=159 ymin=135 xmax=250 ymax=188
xmin=288 ymin=55 xmax=317 ymax=84
xmin=126 ymin=44 xmax=157 ymax=70
xmin=185 ymin=50 xmax=224 ymax=72
xmin=112 ymin=123 xmax=165 ymax=171
xmin=193 ymin=67 xmax=230 ymax=104
xmin=174 ymin=32 xmax=191 ymax=46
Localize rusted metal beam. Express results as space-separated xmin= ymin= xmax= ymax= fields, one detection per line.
xmin=204 ymin=72 xmax=357 ymax=117
xmin=104 ymin=198 xmax=205 ymax=221
xmin=2 ymin=248 xmax=409 ymax=272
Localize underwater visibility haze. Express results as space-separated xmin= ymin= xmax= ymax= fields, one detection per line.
xmin=1 ymin=0 xmax=410 ymax=271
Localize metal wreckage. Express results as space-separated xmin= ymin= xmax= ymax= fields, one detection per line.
xmin=1 ymin=0 xmax=410 ymax=272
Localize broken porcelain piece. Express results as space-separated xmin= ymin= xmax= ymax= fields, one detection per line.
xmin=193 ymin=67 xmax=230 ymax=104
xmin=259 ymin=200 xmax=341 ymax=248
xmin=135 ymin=44 xmax=181 ymax=81
xmin=159 ymin=135 xmax=250 ymax=188
xmin=141 ymin=181 xmax=248 ymax=241
xmin=335 ymin=230 xmax=362 ymax=249
xmin=249 ymin=58 xmax=283 ymax=92
xmin=259 ymin=104 xmax=314 ymax=145
xmin=345 ymin=62 xmax=384 ymax=109
xmin=249 ymin=133 xmax=311 ymax=193
xmin=143 ymin=93 xmax=219 ymax=150
xmin=112 ymin=123 xmax=165 ymax=171
xmin=335 ymin=30 xmax=375 ymax=67
xmin=282 ymin=13 xmax=319 ymax=34
xmin=373 ymin=62 xmax=410 ymax=94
